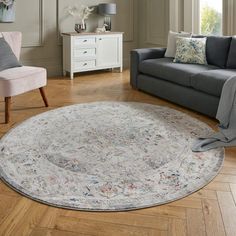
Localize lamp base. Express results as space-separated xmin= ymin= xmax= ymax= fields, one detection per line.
xmin=104 ymin=16 xmax=111 ymax=31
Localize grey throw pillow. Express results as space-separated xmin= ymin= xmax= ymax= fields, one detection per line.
xmin=0 ymin=38 xmax=22 ymax=72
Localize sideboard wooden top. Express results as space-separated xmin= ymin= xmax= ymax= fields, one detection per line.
xmin=62 ymin=32 xmax=124 ymax=36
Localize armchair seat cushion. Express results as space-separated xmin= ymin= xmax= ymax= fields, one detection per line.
xmin=0 ymin=66 xmax=47 ymax=97
xmin=139 ymin=58 xmax=218 ymax=87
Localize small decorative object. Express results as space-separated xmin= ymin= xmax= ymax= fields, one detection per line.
xmin=75 ymin=23 xmax=86 ymax=33
xmin=95 ymin=24 xmax=107 ymax=33
xmin=98 ymin=3 xmax=117 ymax=31
xmin=67 ymin=5 xmax=94 ymax=33
xmin=0 ymin=0 xmax=15 ymax=23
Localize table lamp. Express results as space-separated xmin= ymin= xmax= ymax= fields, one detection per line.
xmin=98 ymin=3 xmax=117 ymax=31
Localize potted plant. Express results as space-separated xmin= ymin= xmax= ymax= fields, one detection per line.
xmin=67 ymin=5 xmax=94 ymax=33
xmin=0 ymin=0 xmax=15 ymax=22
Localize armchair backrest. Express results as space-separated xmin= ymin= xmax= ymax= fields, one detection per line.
xmin=0 ymin=32 xmax=22 ymax=60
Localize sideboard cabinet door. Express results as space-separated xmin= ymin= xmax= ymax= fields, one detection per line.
xmin=96 ymin=35 xmax=122 ymax=68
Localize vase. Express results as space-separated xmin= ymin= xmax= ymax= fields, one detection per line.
xmin=75 ymin=23 xmax=87 ymax=33
xmin=0 ymin=5 xmax=15 ymax=23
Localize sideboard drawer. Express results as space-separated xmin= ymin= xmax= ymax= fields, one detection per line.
xmin=74 ymin=60 xmax=96 ymax=70
xmin=74 ymin=48 xmax=96 ymax=58
xmin=74 ymin=37 xmax=96 ymax=46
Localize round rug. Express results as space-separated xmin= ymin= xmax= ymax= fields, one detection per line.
xmin=0 ymin=102 xmax=224 ymax=211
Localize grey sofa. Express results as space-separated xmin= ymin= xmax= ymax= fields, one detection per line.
xmin=130 ymin=36 xmax=236 ymax=117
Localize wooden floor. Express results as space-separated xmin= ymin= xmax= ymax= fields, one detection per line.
xmin=0 ymin=70 xmax=236 ymax=236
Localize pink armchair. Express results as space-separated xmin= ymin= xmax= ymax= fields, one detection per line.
xmin=0 ymin=32 xmax=48 ymax=123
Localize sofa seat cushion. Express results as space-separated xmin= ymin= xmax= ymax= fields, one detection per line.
xmin=139 ymin=58 xmax=218 ymax=87
xmin=191 ymin=69 xmax=236 ymax=97
xmin=0 ymin=66 xmax=47 ymax=97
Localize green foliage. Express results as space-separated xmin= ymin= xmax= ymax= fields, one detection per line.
xmin=201 ymin=5 xmax=222 ymax=35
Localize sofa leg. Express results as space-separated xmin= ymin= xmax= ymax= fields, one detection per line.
xmin=5 ymin=97 xmax=11 ymax=124
xmin=39 ymin=87 xmax=49 ymax=107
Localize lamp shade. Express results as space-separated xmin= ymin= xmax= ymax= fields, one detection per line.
xmin=98 ymin=3 xmax=117 ymax=16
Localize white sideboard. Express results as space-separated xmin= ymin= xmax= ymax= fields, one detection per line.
xmin=62 ymin=32 xmax=123 ymax=79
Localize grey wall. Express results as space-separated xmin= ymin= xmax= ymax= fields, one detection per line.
xmin=0 ymin=0 xmax=138 ymax=77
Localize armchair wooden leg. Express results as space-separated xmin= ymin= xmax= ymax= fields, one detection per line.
xmin=39 ymin=87 xmax=49 ymax=107
xmin=5 ymin=97 xmax=11 ymax=124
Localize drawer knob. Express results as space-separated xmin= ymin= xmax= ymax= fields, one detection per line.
xmin=99 ymin=38 xmax=102 ymax=41
xmin=83 ymin=63 xmax=88 ymax=66
xmin=83 ymin=51 xmax=88 ymax=54
xmin=83 ymin=39 xmax=88 ymax=42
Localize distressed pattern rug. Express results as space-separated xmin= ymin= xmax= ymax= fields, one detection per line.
xmin=0 ymin=102 xmax=224 ymax=211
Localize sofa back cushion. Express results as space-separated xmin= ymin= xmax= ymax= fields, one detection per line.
xmin=227 ymin=37 xmax=236 ymax=69
xmin=164 ymin=31 xmax=192 ymax=58
xmin=206 ymin=36 xmax=232 ymax=68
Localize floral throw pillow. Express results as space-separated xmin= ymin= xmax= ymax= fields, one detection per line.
xmin=174 ymin=37 xmax=207 ymax=65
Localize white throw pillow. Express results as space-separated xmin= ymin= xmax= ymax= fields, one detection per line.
xmin=165 ymin=31 xmax=192 ymax=58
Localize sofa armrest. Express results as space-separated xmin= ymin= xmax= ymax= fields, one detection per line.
xmin=130 ymin=48 xmax=166 ymax=88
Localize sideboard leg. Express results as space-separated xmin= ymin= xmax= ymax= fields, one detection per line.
xmin=70 ymin=72 xmax=74 ymax=80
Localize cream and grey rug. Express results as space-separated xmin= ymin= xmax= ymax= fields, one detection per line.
xmin=0 ymin=102 xmax=224 ymax=211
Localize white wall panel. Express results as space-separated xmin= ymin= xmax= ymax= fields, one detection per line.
xmin=146 ymin=0 xmax=169 ymax=45
xmin=138 ymin=0 xmax=169 ymax=48
xmin=0 ymin=0 xmax=44 ymax=47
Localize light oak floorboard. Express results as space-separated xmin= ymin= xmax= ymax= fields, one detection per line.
xmin=168 ymin=219 xmax=187 ymax=236
xmin=168 ymin=197 xmax=202 ymax=209
xmin=217 ymin=191 xmax=236 ymax=236
xmin=205 ymin=181 xmax=231 ymax=192
xmin=186 ymin=209 xmax=206 ymax=236
xmin=0 ymin=197 xmax=33 ymax=236
xmin=64 ymin=211 xmax=169 ymax=231
xmin=202 ymin=199 xmax=226 ymax=236
xmin=9 ymin=201 xmax=47 ymax=236
xmin=221 ymin=166 xmax=236 ymax=175
xmin=132 ymin=206 xmax=187 ymax=219
xmin=30 ymin=228 xmax=92 ymax=236
xmin=215 ymin=174 xmax=236 ymax=184
xmin=230 ymin=183 xmax=236 ymax=204
xmin=55 ymin=215 xmax=168 ymax=236
xmin=0 ymin=194 xmax=19 ymax=224
xmin=191 ymin=190 xmax=217 ymax=200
